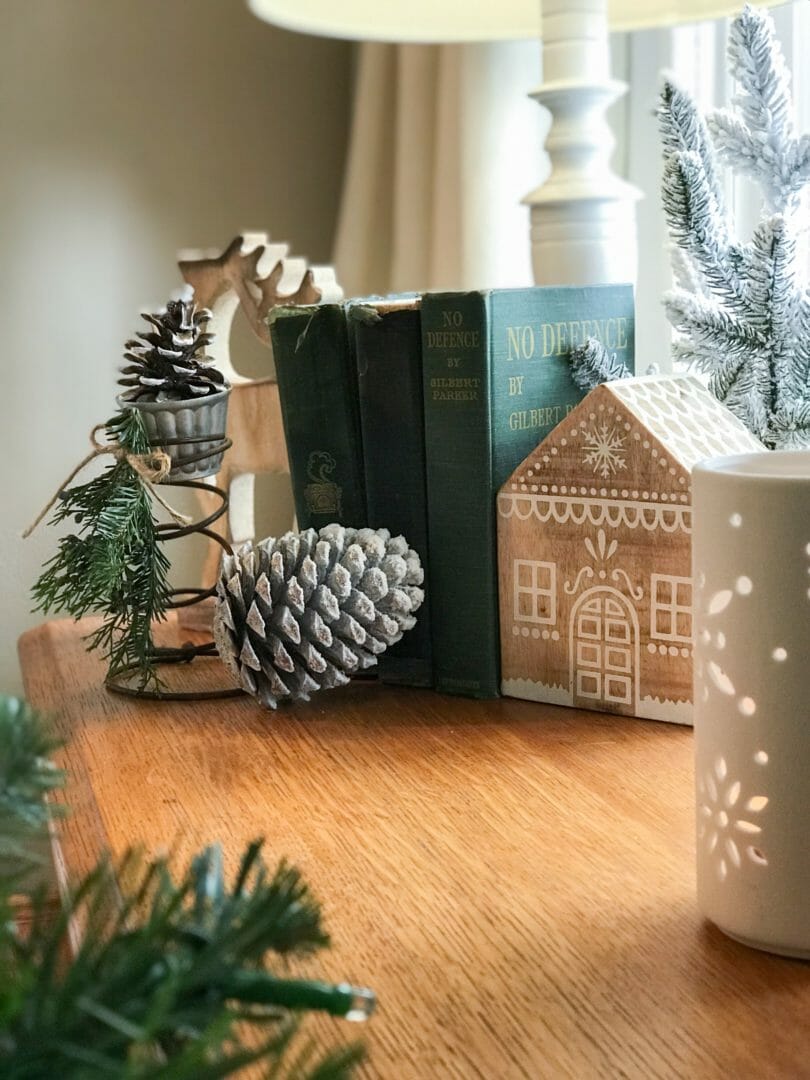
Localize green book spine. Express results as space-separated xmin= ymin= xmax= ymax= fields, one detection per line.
xmin=422 ymin=285 xmax=635 ymax=699
xmin=421 ymin=291 xmax=498 ymax=698
xmin=270 ymin=305 xmax=367 ymax=531
xmin=351 ymin=301 xmax=432 ymax=688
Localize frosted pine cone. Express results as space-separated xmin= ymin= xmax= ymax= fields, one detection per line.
xmin=213 ymin=525 xmax=425 ymax=709
xmin=119 ymin=298 xmax=227 ymax=402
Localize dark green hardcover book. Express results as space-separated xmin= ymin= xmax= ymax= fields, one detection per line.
xmin=421 ymin=284 xmax=635 ymax=698
xmin=269 ymin=304 xmax=367 ymax=531
xmin=350 ymin=298 xmax=432 ymax=688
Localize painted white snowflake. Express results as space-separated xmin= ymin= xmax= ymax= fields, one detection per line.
xmin=697 ymin=755 xmax=768 ymax=881
xmin=582 ymin=422 xmax=627 ymax=478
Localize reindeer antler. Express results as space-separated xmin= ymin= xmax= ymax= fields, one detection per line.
xmin=178 ymin=233 xmax=334 ymax=347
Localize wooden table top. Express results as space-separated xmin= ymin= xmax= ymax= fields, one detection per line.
xmin=18 ymin=616 xmax=810 ymax=1080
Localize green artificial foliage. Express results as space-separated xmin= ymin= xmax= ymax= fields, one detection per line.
xmin=0 ymin=695 xmax=370 ymax=1078
xmin=0 ymin=696 xmax=63 ymax=885
xmin=31 ymin=409 xmax=171 ymax=689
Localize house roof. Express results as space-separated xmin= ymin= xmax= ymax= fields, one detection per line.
xmin=500 ymin=376 xmax=765 ymax=526
xmin=607 ymin=375 xmax=764 ymax=473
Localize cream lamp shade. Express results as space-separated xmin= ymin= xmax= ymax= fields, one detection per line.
xmin=248 ymin=0 xmax=785 ymax=287
xmin=247 ymin=0 xmax=781 ymax=41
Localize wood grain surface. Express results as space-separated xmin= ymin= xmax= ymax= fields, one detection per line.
xmin=18 ymin=617 xmax=810 ymax=1080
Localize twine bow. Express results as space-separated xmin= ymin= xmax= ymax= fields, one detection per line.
xmin=23 ymin=424 xmax=192 ymax=539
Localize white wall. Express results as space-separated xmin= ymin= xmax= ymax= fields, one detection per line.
xmin=1 ymin=0 xmax=352 ymax=693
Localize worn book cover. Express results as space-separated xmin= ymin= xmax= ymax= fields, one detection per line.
xmin=421 ymin=285 xmax=635 ymax=698
xmin=350 ymin=298 xmax=432 ymax=688
xmin=269 ymin=304 xmax=367 ymax=531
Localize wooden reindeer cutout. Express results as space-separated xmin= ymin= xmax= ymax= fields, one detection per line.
xmin=177 ymin=233 xmax=342 ymax=596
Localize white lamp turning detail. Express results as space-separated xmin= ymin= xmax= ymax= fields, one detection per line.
xmin=528 ymin=0 xmax=641 ymax=285
xmin=247 ymin=0 xmax=784 ymax=289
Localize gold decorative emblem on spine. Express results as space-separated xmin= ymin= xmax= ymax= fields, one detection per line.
xmin=304 ymin=451 xmax=342 ymax=516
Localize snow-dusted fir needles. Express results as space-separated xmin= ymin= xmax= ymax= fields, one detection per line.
xmin=214 ymin=526 xmax=425 ymax=709
xmin=568 ymin=338 xmax=632 ymax=392
xmin=659 ymin=4 xmax=810 ymax=450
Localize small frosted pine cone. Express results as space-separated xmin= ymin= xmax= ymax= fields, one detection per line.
xmin=213 ymin=525 xmax=425 ymax=709
xmin=119 ymin=298 xmax=227 ymax=402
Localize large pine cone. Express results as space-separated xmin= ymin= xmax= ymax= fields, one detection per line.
xmin=213 ymin=525 xmax=425 ymax=709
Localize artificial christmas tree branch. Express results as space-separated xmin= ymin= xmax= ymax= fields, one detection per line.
xmin=22 ymin=423 xmax=188 ymax=540
xmin=658 ymin=4 xmax=810 ymax=449
xmin=0 ymin=695 xmax=373 ymax=1077
xmin=0 ymin=696 xmax=63 ymax=886
xmin=30 ymin=409 xmax=173 ymax=690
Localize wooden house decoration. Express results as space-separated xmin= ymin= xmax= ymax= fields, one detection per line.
xmin=497 ymin=376 xmax=764 ymax=724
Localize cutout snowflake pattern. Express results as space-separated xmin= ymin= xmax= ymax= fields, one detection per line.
xmin=697 ymin=557 xmax=763 ymax=714
xmin=697 ymin=755 xmax=768 ymax=881
xmin=582 ymin=422 xmax=627 ymax=478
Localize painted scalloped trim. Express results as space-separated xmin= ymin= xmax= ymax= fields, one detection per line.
xmin=501 ymin=678 xmax=572 ymax=706
xmin=637 ymin=695 xmax=693 ymax=726
xmin=498 ymin=493 xmax=691 ymax=534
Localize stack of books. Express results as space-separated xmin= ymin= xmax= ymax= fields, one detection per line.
xmin=269 ymin=285 xmax=635 ymax=698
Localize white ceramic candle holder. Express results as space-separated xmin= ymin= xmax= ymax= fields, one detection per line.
xmin=692 ymin=450 xmax=810 ymax=958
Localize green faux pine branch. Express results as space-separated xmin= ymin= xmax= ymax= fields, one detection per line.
xmin=5 ymin=847 xmax=367 ymax=1078
xmin=0 ymin=696 xmax=63 ymax=884
xmin=31 ymin=409 xmax=171 ymax=689
xmin=0 ymin=695 xmax=371 ymax=1078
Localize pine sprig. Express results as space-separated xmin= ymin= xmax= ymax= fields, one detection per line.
xmin=3 ymin=846 xmax=366 ymax=1078
xmin=0 ymin=696 xmax=62 ymax=828
xmin=659 ymin=79 xmax=728 ymax=227
xmin=708 ymin=4 xmax=802 ymax=212
xmin=0 ymin=695 xmax=371 ymax=1078
xmin=660 ymin=151 xmax=749 ymax=315
xmin=0 ymin=696 xmax=63 ymax=886
xmin=658 ymin=4 xmax=810 ymax=449
xmin=31 ymin=409 xmax=171 ymax=688
xmin=568 ymin=337 xmax=631 ymax=392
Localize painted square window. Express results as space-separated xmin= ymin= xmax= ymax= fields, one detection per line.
xmin=676 ymin=581 xmax=691 ymax=607
xmin=605 ymin=646 xmax=631 ymax=673
xmin=651 ymin=574 xmax=693 ymax=643
xmin=605 ymin=619 xmax=630 ymax=644
xmin=514 ymin=560 xmax=556 ymax=624
xmin=605 ymin=675 xmax=632 ymax=704
xmin=576 ymin=641 xmax=600 ymax=667
xmin=577 ymin=671 xmax=601 ymax=699
xmin=676 ymin=610 xmax=691 ymax=639
xmin=578 ymin=616 xmax=601 ymax=640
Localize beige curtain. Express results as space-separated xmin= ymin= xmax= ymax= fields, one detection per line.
xmin=333 ymin=40 xmax=547 ymax=296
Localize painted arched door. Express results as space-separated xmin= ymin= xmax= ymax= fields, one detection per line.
xmin=570 ymin=588 xmax=639 ymax=713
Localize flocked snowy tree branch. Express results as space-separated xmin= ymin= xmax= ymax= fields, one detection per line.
xmin=658 ymin=3 xmax=810 ymax=449
xmin=568 ymin=338 xmax=632 ymax=392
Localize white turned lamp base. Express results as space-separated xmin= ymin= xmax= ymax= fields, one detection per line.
xmin=528 ymin=200 xmax=638 ymax=286
xmin=527 ymin=1 xmax=642 ymax=286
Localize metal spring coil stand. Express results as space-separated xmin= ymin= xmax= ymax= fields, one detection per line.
xmin=106 ymin=431 xmax=245 ymax=702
